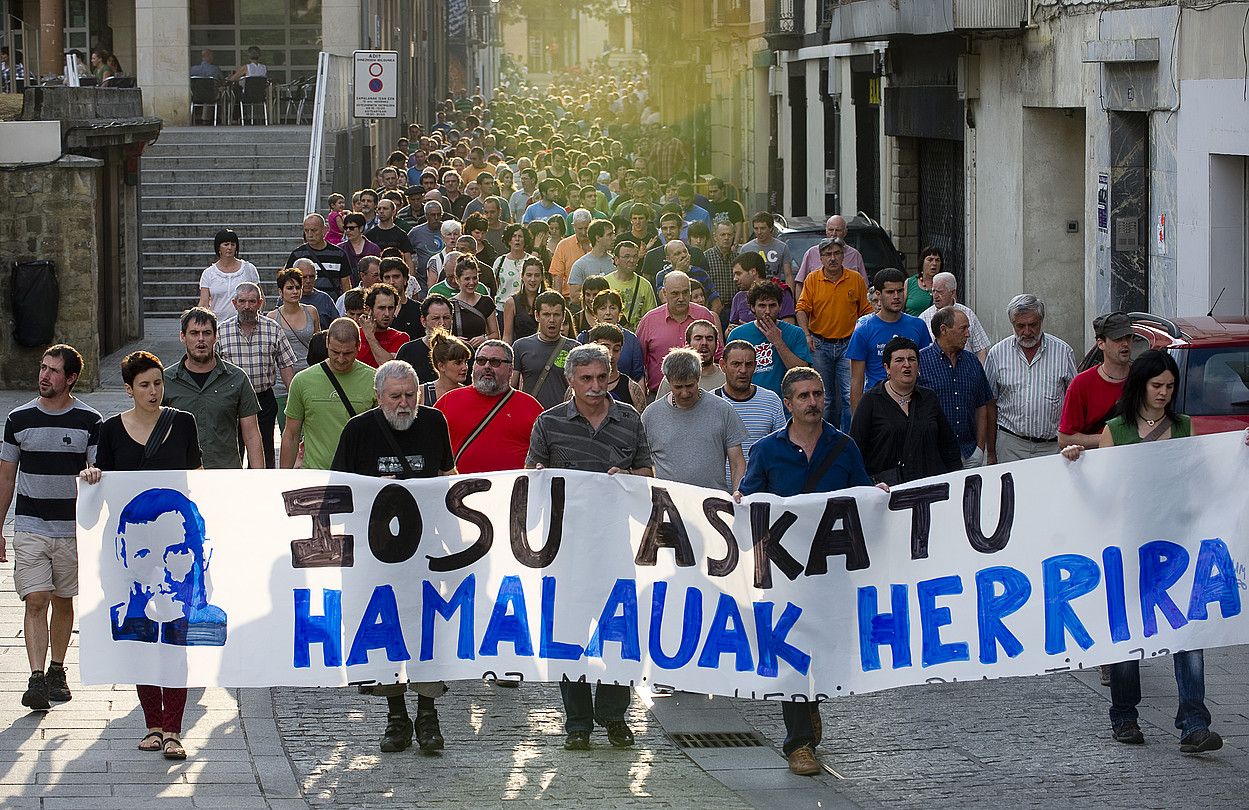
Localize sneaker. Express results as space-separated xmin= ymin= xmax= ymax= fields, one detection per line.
xmin=564 ymin=730 xmax=591 ymax=751
xmin=21 ymin=672 xmax=50 ymax=711
xmin=787 ymin=745 xmax=822 ymax=776
xmin=45 ymin=666 xmax=71 ymax=702
xmin=1099 ymin=665 xmax=1112 ymax=686
xmin=604 ymin=720 xmax=635 ymax=748
xmin=1112 ymin=723 xmax=1144 ymax=744
xmin=1180 ymin=729 xmax=1223 ymax=754
xmin=379 ymin=714 xmax=413 ymax=753
xmin=415 ymin=711 xmax=444 ymax=753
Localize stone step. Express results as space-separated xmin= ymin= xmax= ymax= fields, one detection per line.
xmin=143 ymin=252 xmax=293 ymax=268
xmin=143 ymin=235 xmax=299 ymax=252
xmin=141 ymin=210 xmax=305 ymax=225
xmin=145 ymin=142 xmax=313 ymax=159
xmin=141 ymin=166 xmax=308 ymax=180
xmin=141 ymin=196 xmax=306 ymax=211
xmin=142 ymin=155 xmax=311 ymax=171
xmin=142 ymin=181 xmax=307 ymax=197
xmin=153 ymin=126 xmax=312 ymax=144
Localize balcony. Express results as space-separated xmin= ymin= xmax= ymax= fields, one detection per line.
xmin=825 ymin=0 xmax=1028 ymax=41
xmin=711 ymin=0 xmax=752 ymax=27
xmin=763 ymin=0 xmax=805 ymax=50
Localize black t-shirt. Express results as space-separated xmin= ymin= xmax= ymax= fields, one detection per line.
xmin=395 ymin=338 xmax=436 ymax=382
xmin=185 ymin=368 xmax=212 ymax=389
xmin=708 ymin=199 xmax=745 ymax=228
xmin=330 ymin=407 xmax=453 ymax=478
xmin=364 ymin=224 xmax=413 ymax=255
xmin=96 ymin=410 xmax=202 ymax=472
xmin=286 ymin=242 xmax=350 ymax=296
xmin=392 ymin=299 xmax=424 ymax=341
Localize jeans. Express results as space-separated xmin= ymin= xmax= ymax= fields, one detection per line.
xmin=781 ymin=700 xmax=820 ymax=755
xmin=239 ymin=388 xmax=278 ymax=468
xmin=1109 ymin=649 xmax=1211 ymax=736
xmin=810 ymin=335 xmax=851 ymax=431
xmin=560 ymin=680 xmax=630 ymax=733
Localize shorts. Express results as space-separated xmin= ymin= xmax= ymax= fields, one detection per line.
xmin=13 ymin=532 xmax=78 ymax=600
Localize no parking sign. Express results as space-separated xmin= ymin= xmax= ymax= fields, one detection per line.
xmin=353 ymin=50 xmax=398 ymax=119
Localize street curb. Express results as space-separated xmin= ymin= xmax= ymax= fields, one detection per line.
xmin=238 ymin=687 xmax=310 ymax=809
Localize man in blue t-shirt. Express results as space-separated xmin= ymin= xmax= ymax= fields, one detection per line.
xmin=727 ymin=281 xmax=811 ymax=401
xmin=521 ymin=178 xmax=568 ymax=224
xmin=847 ymin=268 xmax=931 ymax=413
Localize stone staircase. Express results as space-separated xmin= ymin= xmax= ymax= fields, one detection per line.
xmin=139 ymin=126 xmax=315 ymax=317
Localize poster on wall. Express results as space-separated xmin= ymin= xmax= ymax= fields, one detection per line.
xmin=1097 ymin=173 xmax=1109 ymax=234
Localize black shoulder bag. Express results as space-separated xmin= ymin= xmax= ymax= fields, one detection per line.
xmin=140 ymin=407 xmax=178 ymax=469
xmin=320 ymin=361 xmax=358 ymax=418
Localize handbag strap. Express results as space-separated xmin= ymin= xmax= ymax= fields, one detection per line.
xmin=1142 ymin=416 xmax=1173 ymax=443
xmin=373 ymin=409 xmax=417 ymax=478
xmin=320 ymin=361 xmax=357 ymax=418
xmin=140 ymin=407 xmax=177 ymax=468
xmin=625 ymin=274 xmax=642 ymax=323
xmin=527 ymin=338 xmax=567 ymax=397
xmin=802 ymin=430 xmax=851 ymax=494
xmin=454 ymin=389 xmax=514 ymax=465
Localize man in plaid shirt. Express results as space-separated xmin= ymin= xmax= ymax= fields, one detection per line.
xmin=217 ymin=282 xmax=297 ymax=468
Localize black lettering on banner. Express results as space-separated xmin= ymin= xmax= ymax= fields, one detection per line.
xmin=510 ymin=475 xmax=566 ymax=568
xmin=282 ymin=485 xmax=355 ymax=568
xmin=805 ymin=496 xmax=871 ymax=574
xmin=429 ymin=478 xmax=493 ymax=572
xmin=702 ymin=497 xmax=739 ymax=577
xmin=888 ymin=483 xmax=950 ymax=560
xmin=963 ymin=473 xmax=1015 ymax=553
xmin=368 ymin=483 xmax=422 ymax=563
xmin=635 ymin=486 xmax=695 ymax=567
xmin=750 ymin=503 xmax=803 ymax=589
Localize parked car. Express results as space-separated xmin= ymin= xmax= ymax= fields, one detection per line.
xmin=775 ymin=212 xmax=906 ymax=283
xmin=1081 ymin=313 xmax=1249 ymax=435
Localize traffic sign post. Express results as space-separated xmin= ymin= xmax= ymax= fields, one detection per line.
xmin=353 ymin=50 xmax=398 ymax=119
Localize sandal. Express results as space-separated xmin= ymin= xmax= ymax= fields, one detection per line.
xmin=162 ymin=737 xmax=187 ymax=760
xmin=138 ymin=731 xmax=163 ymax=751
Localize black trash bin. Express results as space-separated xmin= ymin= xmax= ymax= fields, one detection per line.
xmin=11 ymin=260 xmax=60 ymax=347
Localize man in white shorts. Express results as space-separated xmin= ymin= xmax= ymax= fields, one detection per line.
xmin=0 ymin=346 xmax=100 ymax=710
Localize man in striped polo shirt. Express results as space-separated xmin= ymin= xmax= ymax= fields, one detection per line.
xmin=0 ymin=345 xmax=101 ymax=710
xmin=983 ymin=293 xmax=1076 ymax=464
xmin=526 ymin=342 xmax=653 ymax=752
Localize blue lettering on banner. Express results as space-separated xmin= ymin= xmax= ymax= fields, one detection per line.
xmin=540 ymin=576 xmax=584 ymax=660
xmin=293 ymin=588 xmax=343 ymax=668
xmin=1041 ymin=554 xmax=1100 ymax=655
xmin=698 ymin=593 xmax=754 ymax=672
xmin=974 ymin=566 xmax=1031 ymax=664
xmin=918 ymin=575 xmax=969 ymax=667
xmin=1139 ymin=541 xmax=1190 ymax=638
xmin=346 ymin=585 xmax=409 ymax=666
xmin=420 ymin=575 xmax=475 ymax=661
xmin=649 ymin=582 xmax=702 ymax=669
xmin=858 ymin=584 xmax=911 ymax=671
xmin=586 ymin=579 xmax=641 ymax=661
xmin=1102 ymin=546 xmax=1130 ymax=643
xmin=753 ymin=601 xmax=811 ymax=677
xmin=1187 ymin=539 xmax=1241 ymax=622
xmin=479 ymin=575 xmax=534 ymax=656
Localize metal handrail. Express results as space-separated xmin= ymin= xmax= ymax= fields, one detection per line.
xmin=304 ymin=51 xmax=352 ymax=216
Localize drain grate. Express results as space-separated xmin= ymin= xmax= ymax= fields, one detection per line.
xmin=670 ymin=731 xmax=766 ymax=749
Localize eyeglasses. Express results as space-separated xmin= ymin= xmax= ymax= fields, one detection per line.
xmin=473 ymin=357 xmax=511 ymax=368
xmin=344 ymin=224 xmax=360 ymax=231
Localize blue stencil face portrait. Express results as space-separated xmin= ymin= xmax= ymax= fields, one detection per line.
xmin=110 ymin=488 xmax=227 ymax=647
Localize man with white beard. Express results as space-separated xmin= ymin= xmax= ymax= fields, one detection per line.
xmin=330 ymin=360 xmax=456 ymax=755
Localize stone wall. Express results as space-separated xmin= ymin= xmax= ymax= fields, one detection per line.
xmin=890 ymin=136 xmax=919 ymax=275
xmin=0 ymin=155 xmax=103 ymax=390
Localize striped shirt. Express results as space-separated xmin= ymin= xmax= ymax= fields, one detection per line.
xmin=217 ymin=315 xmax=297 ymax=394
xmin=714 ymin=385 xmax=787 ymax=487
xmin=983 ymin=333 xmax=1076 ymax=440
xmin=526 ymin=399 xmax=652 ymax=473
xmin=0 ymin=398 xmax=101 ymax=536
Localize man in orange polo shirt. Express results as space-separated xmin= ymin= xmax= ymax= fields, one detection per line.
xmin=795 ymin=237 xmax=871 ymax=430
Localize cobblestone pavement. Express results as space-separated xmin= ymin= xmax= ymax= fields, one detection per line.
xmin=273 ymin=681 xmax=743 ymax=808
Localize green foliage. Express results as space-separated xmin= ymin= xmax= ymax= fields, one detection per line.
xmin=497 ymin=0 xmax=624 ymax=25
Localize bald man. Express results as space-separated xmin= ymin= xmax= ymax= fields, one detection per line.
xmin=285 ymin=213 xmax=351 ymax=296
xmin=654 ymin=239 xmax=722 ymax=313
xmin=794 ymin=215 xmax=867 ymax=296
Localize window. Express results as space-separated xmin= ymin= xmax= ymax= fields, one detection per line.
xmin=1184 ymin=348 xmax=1249 ymax=416
xmin=189 ymin=0 xmax=322 ymax=85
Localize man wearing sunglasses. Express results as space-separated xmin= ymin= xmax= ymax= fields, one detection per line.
xmin=434 ymin=340 xmax=543 ymax=474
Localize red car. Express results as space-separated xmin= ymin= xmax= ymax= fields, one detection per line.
xmin=1127 ymin=314 xmax=1249 ymax=434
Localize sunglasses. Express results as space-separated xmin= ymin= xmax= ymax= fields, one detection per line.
xmin=473 ymin=357 xmax=511 ymax=367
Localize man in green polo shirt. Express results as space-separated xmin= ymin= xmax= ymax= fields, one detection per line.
xmin=280 ymin=317 xmax=377 ymax=470
xmin=162 ymin=307 xmax=264 ymax=469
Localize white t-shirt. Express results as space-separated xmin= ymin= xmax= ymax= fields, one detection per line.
xmin=199 ymin=261 xmax=261 ymax=323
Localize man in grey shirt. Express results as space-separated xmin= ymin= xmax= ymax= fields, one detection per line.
xmin=643 ymin=347 xmax=747 ymax=491
xmin=511 ymin=291 xmax=580 ymax=409
xmin=738 ymin=211 xmax=795 ymax=288
xmin=567 ymin=220 xmax=616 ymax=301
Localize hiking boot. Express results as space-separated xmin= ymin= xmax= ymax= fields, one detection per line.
xmin=21 ymin=672 xmax=50 ymax=711
xmin=1180 ymin=729 xmax=1223 ymax=754
xmin=1112 ymin=723 xmax=1144 ymax=745
xmin=379 ymin=714 xmax=413 ymax=753
xmin=564 ymin=730 xmax=591 ymax=751
xmin=415 ymin=710 xmax=444 ymax=753
xmin=787 ymin=745 xmax=822 ymax=776
xmin=45 ymin=665 xmax=71 ymax=702
xmin=604 ymin=720 xmax=635 ymax=748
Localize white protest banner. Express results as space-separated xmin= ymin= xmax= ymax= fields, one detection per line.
xmin=77 ymin=432 xmax=1249 ymax=699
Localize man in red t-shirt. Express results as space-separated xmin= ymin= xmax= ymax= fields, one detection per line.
xmin=358 ymin=283 xmax=410 ymax=368
xmin=1059 ymin=312 xmax=1135 ymax=450
xmin=435 ymin=339 xmax=543 ymax=473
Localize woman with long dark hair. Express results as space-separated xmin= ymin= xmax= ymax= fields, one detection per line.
xmin=502 ymin=257 xmax=546 ymax=344
xmin=79 ymin=351 xmax=203 ymax=760
xmin=1061 ymin=348 xmax=1218 ymax=752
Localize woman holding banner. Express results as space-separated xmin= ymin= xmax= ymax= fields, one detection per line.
xmin=80 ymin=351 xmax=203 ymax=761
xmin=1061 ymin=349 xmax=1222 ymax=753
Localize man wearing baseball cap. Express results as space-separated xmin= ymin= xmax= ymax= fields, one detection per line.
xmin=1058 ymin=311 xmax=1135 ymax=453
